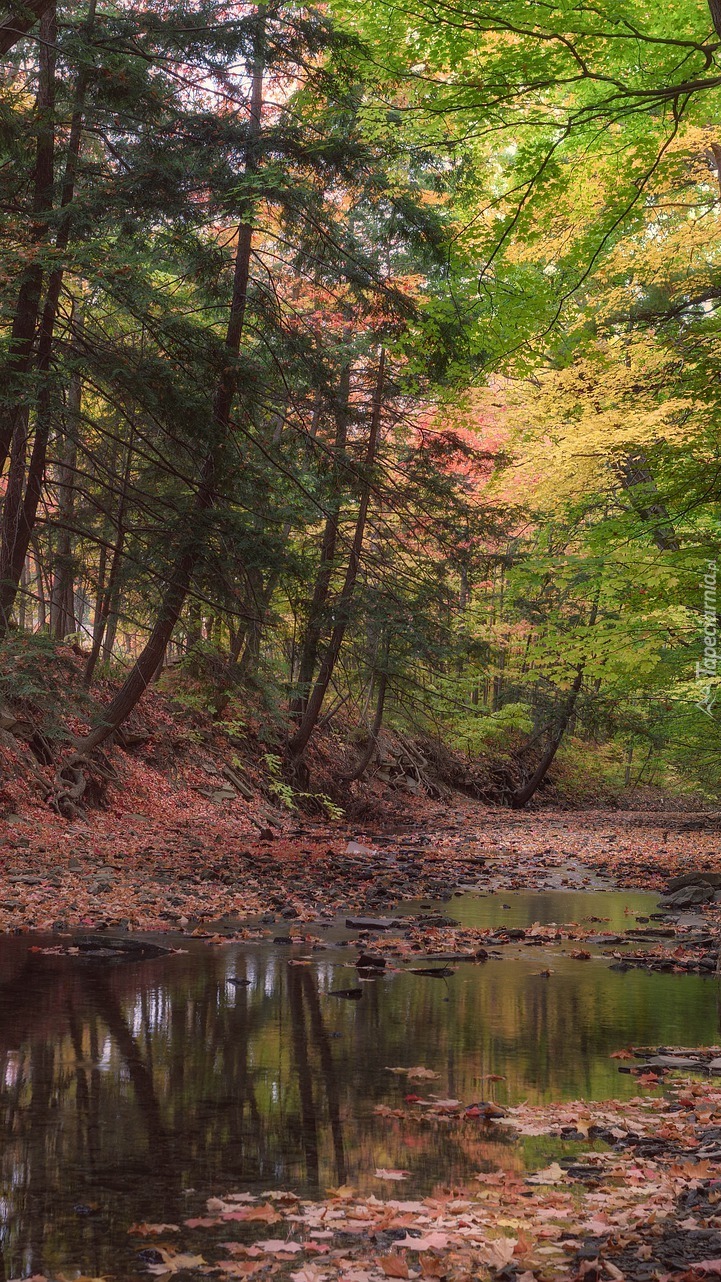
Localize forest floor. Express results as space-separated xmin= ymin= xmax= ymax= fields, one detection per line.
xmin=1 ymin=643 xmax=716 ymax=936
xmin=134 ymin=1079 xmax=721 ymax=1282
xmin=0 ymin=784 xmax=719 ymax=935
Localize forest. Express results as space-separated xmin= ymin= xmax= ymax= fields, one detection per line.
xmin=3 ymin=0 xmax=721 ymax=816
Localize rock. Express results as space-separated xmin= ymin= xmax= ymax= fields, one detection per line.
xmin=356 ymin=952 xmax=386 ymax=968
xmin=89 ymin=879 xmax=113 ymax=894
xmin=210 ymin=788 xmax=236 ymax=803
xmin=345 ymin=916 xmax=404 ymax=930
xmin=667 ymin=872 xmax=721 ymax=891
xmin=659 ymin=884 xmax=715 ymax=909
xmin=346 ymin=840 xmax=375 ymax=856
xmin=645 ymin=1055 xmax=705 ymax=1069
xmin=75 ymin=935 xmax=172 ymax=959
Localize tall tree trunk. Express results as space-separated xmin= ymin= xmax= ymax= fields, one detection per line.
xmin=18 ymin=558 xmax=30 ymax=630
xmin=510 ymin=595 xmax=599 ymax=808
xmin=616 ymin=453 xmax=679 ymax=552
xmin=76 ymin=12 xmax=265 ymax=750
xmin=291 ymin=363 xmax=351 ymax=720
xmin=341 ymin=662 xmax=389 ymax=782
xmin=510 ymin=666 xmax=584 ymax=808
xmin=288 ymin=349 xmax=385 ymax=760
xmin=50 ymin=364 xmax=81 ymax=638
xmin=0 ymin=4 xmax=57 ymax=474
xmin=84 ymin=430 xmax=133 ymax=686
xmin=0 ymin=4 xmax=56 ymax=629
xmin=30 ymin=535 xmax=47 ymax=626
xmin=0 ymin=6 xmax=95 ymax=632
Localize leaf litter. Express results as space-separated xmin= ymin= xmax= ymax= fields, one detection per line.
xmin=107 ymin=1067 xmax=721 ymax=1282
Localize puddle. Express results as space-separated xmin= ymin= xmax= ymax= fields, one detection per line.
xmin=0 ymin=889 xmax=716 ymax=1279
xmin=395 ymin=887 xmax=662 ymax=932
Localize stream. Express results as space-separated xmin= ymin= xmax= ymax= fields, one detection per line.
xmin=0 ymin=888 xmax=719 ymax=1279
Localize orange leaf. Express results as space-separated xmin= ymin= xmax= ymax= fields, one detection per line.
xmin=379 ymin=1256 xmax=409 ymax=1279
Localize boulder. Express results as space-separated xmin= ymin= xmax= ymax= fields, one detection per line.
xmin=667 ymin=872 xmax=721 ymax=891
xmin=659 ymin=884 xmax=715 ymax=909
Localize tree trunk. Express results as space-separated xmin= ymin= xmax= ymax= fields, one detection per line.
xmin=0 ymin=4 xmax=57 ymax=474
xmin=341 ymin=664 xmax=388 ymax=782
xmin=291 ymin=363 xmax=351 ymax=720
xmin=84 ymin=430 xmax=133 ymax=686
xmin=510 ymin=666 xmax=583 ymax=808
xmin=50 ymin=364 xmax=81 ymax=638
xmin=0 ymin=8 xmax=95 ymax=632
xmin=510 ymin=595 xmax=599 ymax=808
xmin=288 ymin=349 xmax=385 ymax=760
xmin=616 ymin=453 xmax=679 ymax=552
xmin=76 ymin=13 xmax=265 ymax=749
xmin=0 ymin=0 xmax=56 ymax=55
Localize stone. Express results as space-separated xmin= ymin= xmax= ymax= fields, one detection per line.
xmin=345 ymin=916 xmax=404 ymax=930
xmin=210 ymin=788 xmax=236 ymax=803
xmin=667 ymin=872 xmax=721 ymax=890
xmin=89 ymin=878 xmax=113 ymax=894
xmin=356 ymin=952 xmax=386 ymax=968
xmin=659 ymin=884 xmax=714 ymax=909
xmin=646 ymin=1055 xmax=705 ymax=1068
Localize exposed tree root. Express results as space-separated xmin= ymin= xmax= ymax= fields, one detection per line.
xmin=49 ymin=749 xmax=118 ymax=819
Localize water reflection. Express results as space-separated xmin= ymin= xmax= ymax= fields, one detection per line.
xmin=0 ymin=896 xmax=716 ymax=1279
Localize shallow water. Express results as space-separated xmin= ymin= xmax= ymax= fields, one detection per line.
xmin=396 ymin=886 xmax=662 ymax=931
xmin=0 ymin=888 xmax=717 ymax=1279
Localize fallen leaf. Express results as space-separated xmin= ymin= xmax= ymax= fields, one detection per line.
xmin=419 ymin=1258 xmax=445 ymax=1279
xmin=374 ymin=1169 xmax=411 ymax=1181
xmin=525 ymin=1163 xmax=567 ymax=1185
xmin=378 ymin=1256 xmax=409 ymax=1279
xmin=477 ymin=1239 xmax=517 ymax=1269
xmin=145 ymin=1250 xmax=206 ymax=1275
xmin=290 ymin=1267 xmax=327 ymax=1282
xmin=256 ymin=1241 xmax=304 ymax=1255
xmin=216 ymin=1264 xmax=267 ymax=1277
xmin=386 ymin=1067 xmax=439 ymax=1081
xmin=129 ymin=1224 xmax=180 ymax=1236
xmin=393 ymin=1235 xmax=449 ymax=1252
xmin=225 ymin=1204 xmax=281 ymax=1225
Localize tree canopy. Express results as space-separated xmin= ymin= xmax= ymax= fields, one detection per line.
xmin=2 ymin=0 xmax=721 ymax=806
